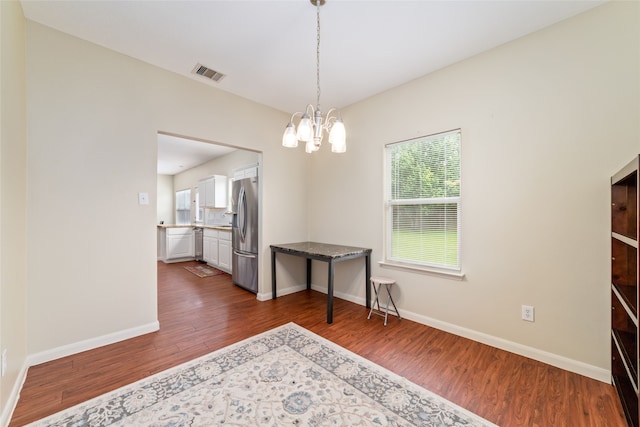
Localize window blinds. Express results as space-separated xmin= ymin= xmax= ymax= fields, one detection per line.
xmin=386 ymin=129 xmax=461 ymax=270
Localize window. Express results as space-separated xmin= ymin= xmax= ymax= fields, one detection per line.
xmin=385 ymin=129 xmax=461 ymax=272
xmin=176 ymin=189 xmax=191 ymax=225
xmin=195 ymin=189 xmax=203 ymax=223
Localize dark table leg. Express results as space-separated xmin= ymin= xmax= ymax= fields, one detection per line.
xmin=271 ymin=249 xmax=277 ymax=299
xmin=327 ymin=261 xmax=335 ymax=324
xmin=365 ymin=253 xmax=371 ymax=308
xmin=306 ymin=258 xmax=312 ymax=290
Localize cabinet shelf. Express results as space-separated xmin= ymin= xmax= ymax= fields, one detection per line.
xmin=613 ymin=281 xmax=639 ymax=320
xmin=611 ymin=155 xmax=639 ymax=427
xmin=613 ymin=327 xmax=638 ymax=389
xmin=612 ymin=168 xmax=638 ymax=240
xmin=613 ymin=371 xmax=639 ymax=427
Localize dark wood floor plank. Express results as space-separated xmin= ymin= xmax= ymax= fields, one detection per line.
xmin=9 ymin=260 xmax=625 ymax=426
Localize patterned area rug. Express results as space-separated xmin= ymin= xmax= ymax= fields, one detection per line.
xmin=184 ymin=264 xmax=225 ymax=277
xmin=26 ymin=323 xmax=497 ymax=427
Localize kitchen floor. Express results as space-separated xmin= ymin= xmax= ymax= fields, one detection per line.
xmin=11 ymin=261 xmax=625 ymax=426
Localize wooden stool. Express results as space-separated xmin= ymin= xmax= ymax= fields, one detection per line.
xmin=367 ymin=276 xmax=401 ymax=326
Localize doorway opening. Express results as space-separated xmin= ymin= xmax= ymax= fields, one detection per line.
xmin=156 ymin=131 xmax=263 ymax=294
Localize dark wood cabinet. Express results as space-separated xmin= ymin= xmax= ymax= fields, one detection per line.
xmin=611 ymin=155 xmax=639 ymax=427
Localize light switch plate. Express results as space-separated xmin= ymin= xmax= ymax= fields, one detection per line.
xmin=138 ymin=192 xmax=149 ymax=205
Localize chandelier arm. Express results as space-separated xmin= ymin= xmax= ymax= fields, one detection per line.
xmin=321 ymin=108 xmax=338 ymax=129
xmin=305 ymin=104 xmax=316 ymax=117
xmin=323 ymin=117 xmax=336 ymax=130
xmin=288 ymin=111 xmax=303 ymax=123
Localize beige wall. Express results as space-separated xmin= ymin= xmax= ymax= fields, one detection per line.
xmin=0 ymin=0 xmax=28 ymax=424
xmin=308 ymin=1 xmax=639 ymax=379
xmin=157 ymin=174 xmax=174 ymax=225
xmin=24 ymin=21 xmax=307 ymax=361
xmin=173 ymin=146 xmax=260 ymax=191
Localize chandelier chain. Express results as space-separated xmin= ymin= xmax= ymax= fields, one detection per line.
xmin=316 ymin=0 xmax=321 ymax=111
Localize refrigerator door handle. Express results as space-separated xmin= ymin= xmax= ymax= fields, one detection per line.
xmin=237 ymin=186 xmax=246 ymax=242
xmin=233 ymin=250 xmax=256 ymax=259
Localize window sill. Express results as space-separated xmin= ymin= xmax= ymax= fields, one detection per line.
xmin=378 ymin=261 xmax=466 ymax=281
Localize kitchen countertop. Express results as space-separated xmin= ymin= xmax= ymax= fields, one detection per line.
xmin=157 ymin=224 xmax=232 ymax=231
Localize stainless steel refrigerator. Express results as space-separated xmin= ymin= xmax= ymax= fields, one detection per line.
xmin=231 ymin=176 xmax=258 ymax=293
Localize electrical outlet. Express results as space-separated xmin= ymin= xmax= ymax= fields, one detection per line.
xmin=522 ymin=305 xmax=535 ymax=322
xmin=1 ymin=349 xmax=6 ymax=377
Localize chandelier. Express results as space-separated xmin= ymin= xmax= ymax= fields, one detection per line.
xmin=282 ymin=0 xmax=346 ymax=154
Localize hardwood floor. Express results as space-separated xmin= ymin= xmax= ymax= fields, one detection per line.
xmin=11 ymin=261 xmax=625 ymax=426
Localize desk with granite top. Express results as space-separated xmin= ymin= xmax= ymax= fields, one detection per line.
xmin=270 ymin=241 xmax=372 ymax=324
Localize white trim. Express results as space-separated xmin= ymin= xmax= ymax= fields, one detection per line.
xmin=612 ymin=231 xmax=638 ymax=248
xmin=26 ymin=321 xmax=159 ymax=367
xmin=378 ymin=260 xmax=465 ymax=280
xmin=3 ymin=322 xmax=159 ymax=427
xmin=612 ymin=156 xmax=639 ymax=184
xmin=300 ymin=286 xmax=609 ymax=383
xmin=612 ymin=331 xmax=638 ymax=393
xmin=1 ymin=361 xmax=29 ymax=427
xmin=612 ymin=283 xmax=639 ymax=326
xmin=310 ymin=284 xmax=368 ymax=307
xmin=388 ymin=196 xmax=460 ymax=205
xmin=401 ymin=309 xmax=610 ymax=383
xmin=257 ymin=284 xmax=308 ymax=301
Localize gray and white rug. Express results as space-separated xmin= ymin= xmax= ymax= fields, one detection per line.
xmin=26 ymin=323 xmax=497 ymax=426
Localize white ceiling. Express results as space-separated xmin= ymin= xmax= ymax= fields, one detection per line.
xmin=157 ymin=133 xmax=237 ymax=175
xmin=20 ymin=0 xmax=606 ymax=174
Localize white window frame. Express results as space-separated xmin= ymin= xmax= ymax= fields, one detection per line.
xmin=195 ymin=189 xmax=203 ymax=224
xmin=383 ymin=129 xmax=463 ymax=278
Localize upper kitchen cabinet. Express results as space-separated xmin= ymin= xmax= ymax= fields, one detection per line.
xmin=198 ymin=175 xmax=227 ymax=208
xmin=233 ymin=165 xmax=258 ymax=180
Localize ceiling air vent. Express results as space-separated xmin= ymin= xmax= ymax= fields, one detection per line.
xmin=191 ymin=63 xmax=225 ymax=82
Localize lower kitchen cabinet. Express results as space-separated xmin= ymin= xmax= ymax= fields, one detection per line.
xmin=218 ymin=231 xmax=231 ymax=272
xmin=203 ymin=229 xmax=232 ymax=273
xmin=159 ymin=227 xmax=195 ymax=262
xmin=203 ymin=229 xmax=219 ymax=266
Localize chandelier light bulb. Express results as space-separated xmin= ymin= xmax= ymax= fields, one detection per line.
xmin=296 ymin=113 xmax=313 ymax=143
xmin=328 ymin=118 xmax=346 ymax=152
xmin=282 ymin=122 xmax=298 ymax=148
xmin=305 ymin=140 xmax=318 ymax=153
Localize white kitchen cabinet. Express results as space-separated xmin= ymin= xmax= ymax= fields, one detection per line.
xmin=160 ymin=227 xmax=195 ymax=262
xmin=203 ymin=229 xmax=219 ymax=266
xmin=217 ymin=230 xmax=232 ymax=272
xmin=233 ymin=165 xmax=258 ymax=180
xmin=202 ymin=228 xmax=232 ymax=273
xmin=198 ymin=175 xmax=228 ymax=208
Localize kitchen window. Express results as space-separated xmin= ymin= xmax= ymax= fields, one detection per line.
xmin=176 ymin=189 xmax=191 ymax=225
xmin=384 ymin=129 xmax=461 ymax=274
xmin=195 ymin=190 xmax=203 ymax=223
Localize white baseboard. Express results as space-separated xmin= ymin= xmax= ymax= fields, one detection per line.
xmin=256 ymin=290 xmax=272 ymax=301
xmin=2 ymin=321 xmax=159 ymax=427
xmin=1 ymin=361 xmax=29 ymax=427
xmin=306 ymin=284 xmax=610 ymax=383
xmin=26 ymin=321 xmax=160 ymax=367
xmin=257 ymin=284 xmax=307 ymax=301
xmin=402 ymin=310 xmax=610 ymax=383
